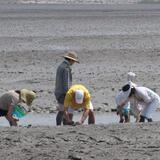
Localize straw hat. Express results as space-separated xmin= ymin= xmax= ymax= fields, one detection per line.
xmin=20 ymin=89 xmax=36 ymax=106
xmin=63 ymin=51 xmax=79 ymax=63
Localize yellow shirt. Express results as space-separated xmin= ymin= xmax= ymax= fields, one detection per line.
xmin=64 ymin=84 xmax=91 ymax=110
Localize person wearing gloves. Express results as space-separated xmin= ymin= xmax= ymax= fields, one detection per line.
xmin=54 ymin=51 xmax=79 ymax=126
xmin=0 ymin=89 xmax=36 ymax=126
xmin=63 ymin=84 xmax=95 ymax=125
xmin=120 ymin=82 xmax=160 ymax=122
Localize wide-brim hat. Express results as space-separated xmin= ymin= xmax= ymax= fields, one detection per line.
xmin=63 ymin=51 xmax=79 ymax=63
xmin=20 ymin=89 xmax=36 ymax=106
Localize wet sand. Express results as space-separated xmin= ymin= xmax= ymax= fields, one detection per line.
xmin=1 ymin=2 xmax=160 ymax=159
xmin=1 ymin=123 xmax=160 ymax=159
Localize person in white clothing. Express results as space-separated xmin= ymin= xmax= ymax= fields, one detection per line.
xmin=115 ymin=72 xmax=140 ymax=123
xmin=120 ymin=82 xmax=160 ymax=122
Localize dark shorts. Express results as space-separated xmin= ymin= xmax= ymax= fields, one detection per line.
xmin=0 ymin=109 xmax=8 ymax=116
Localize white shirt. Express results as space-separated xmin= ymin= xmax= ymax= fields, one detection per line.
xmin=132 ymin=87 xmax=160 ymax=104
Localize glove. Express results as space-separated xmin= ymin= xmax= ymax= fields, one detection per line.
xmin=67 ymin=121 xmax=75 ymax=125
xmin=75 ymin=121 xmax=82 ymax=125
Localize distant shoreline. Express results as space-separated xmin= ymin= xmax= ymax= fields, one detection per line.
xmin=1 ymin=0 xmax=160 ymax=5
xmin=19 ymin=0 xmax=142 ymax=4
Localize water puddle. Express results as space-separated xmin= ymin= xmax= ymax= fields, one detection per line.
xmin=0 ymin=112 xmax=160 ymax=127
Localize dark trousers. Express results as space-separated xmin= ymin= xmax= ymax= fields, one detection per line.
xmin=88 ymin=110 xmax=95 ymax=124
xmin=0 ymin=109 xmax=7 ymax=116
xmin=56 ymin=111 xmax=64 ymax=125
xmin=139 ymin=115 xmax=153 ymax=122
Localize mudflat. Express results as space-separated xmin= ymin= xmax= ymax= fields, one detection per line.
xmin=0 ymin=3 xmax=160 ymax=159
xmin=1 ymin=123 xmax=160 ymax=159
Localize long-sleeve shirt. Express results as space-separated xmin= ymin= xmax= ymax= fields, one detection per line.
xmin=0 ymin=91 xmax=19 ymax=110
xmin=55 ymin=60 xmax=72 ymax=101
xmin=130 ymin=87 xmax=160 ymax=106
xmin=64 ymin=84 xmax=91 ymax=110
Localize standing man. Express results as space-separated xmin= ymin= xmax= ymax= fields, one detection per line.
xmin=54 ymin=51 xmax=79 ymax=125
xmin=63 ymin=84 xmax=95 ymax=125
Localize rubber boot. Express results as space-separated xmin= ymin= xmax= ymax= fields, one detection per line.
xmin=124 ymin=114 xmax=130 ymax=123
xmin=119 ymin=118 xmax=124 ymax=123
xmin=139 ymin=115 xmax=145 ymax=122
xmin=56 ymin=111 xmax=64 ymax=125
xmin=147 ymin=118 xmax=153 ymax=122
xmin=88 ymin=110 xmax=95 ymax=124
xmin=62 ymin=117 xmax=67 ymax=125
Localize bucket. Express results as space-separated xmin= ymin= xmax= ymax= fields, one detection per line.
xmin=12 ymin=104 xmax=27 ymax=119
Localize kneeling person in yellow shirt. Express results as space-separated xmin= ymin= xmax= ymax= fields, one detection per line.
xmin=64 ymin=84 xmax=95 ymax=125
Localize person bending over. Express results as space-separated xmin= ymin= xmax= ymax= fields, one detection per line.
xmin=119 ymin=82 xmax=160 ymax=122
xmin=64 ymin=84 xmax=95 ymax=125
xmin=0 ymin=89 xmax=36 ymax=126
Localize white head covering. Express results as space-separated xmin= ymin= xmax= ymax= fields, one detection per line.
xmin=116 ymin=91 xmax=127 ymax=106
xmin=75 ymin=90 xmax=84 ymax=104
xmin=120 ymin=81 xmax=134 ymax=103
xmin=127 ymin=72 xmax=136 ymax=82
